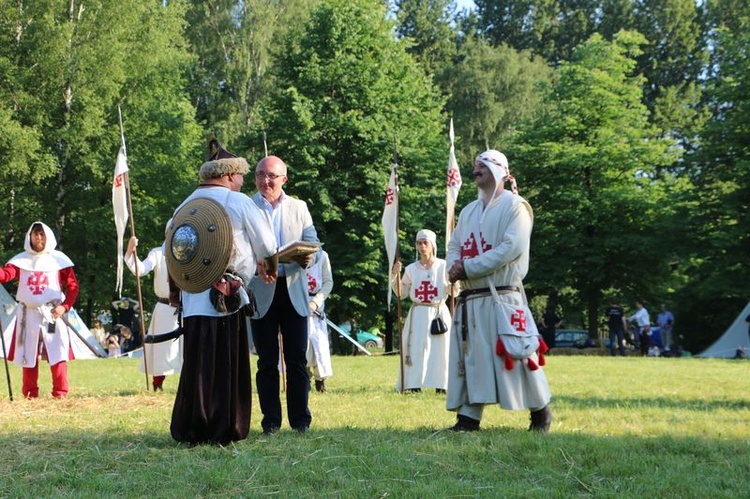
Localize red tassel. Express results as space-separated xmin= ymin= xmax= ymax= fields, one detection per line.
xmin=538 ymin=338 xmax=549 ymax=355
xmin=536 ymin=337 xmax=549 ymax=367
xmin=527 ymin=357 xmax=539 ymax=371
xmin=504 ymin=354 xmax=514 ymax=370
xmin=538 ymin=350 xmax=546 ymax=367
xmin=496 ymin=337 xmax=506 ymax=356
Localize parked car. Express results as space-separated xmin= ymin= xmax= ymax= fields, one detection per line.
xmin=554 ymin=329 xmax=590 ymax=348
xmin=338 ymin=323 xmax=384 ymax=349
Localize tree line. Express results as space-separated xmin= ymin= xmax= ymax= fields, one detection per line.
xmin=0 ymin=0 xmax=747 ymax=352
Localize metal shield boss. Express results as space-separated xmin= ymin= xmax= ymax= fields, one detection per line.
xmin=165 ymin=197 xmax=232 ymax=293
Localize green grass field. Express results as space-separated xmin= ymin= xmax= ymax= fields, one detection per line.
xmin=0 ymin=354 xmax=748 ymax=497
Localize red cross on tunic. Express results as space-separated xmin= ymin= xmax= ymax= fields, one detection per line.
xmin=307 ymin=274 xmax=318 ymax=295
xmin=414 ymin=281 xmax=438 ymax=303
xmin=446 ymin=168 xmax=461 ymax=188
xmin=27 ymin=271 xmax=49 ymax=295
xmin=460 ymin=233 xmax=492 ymax=259
xmin=384 ymin=187 xmax=394 ymax=206
xmin=510 ymin=308 xmax=527 ymax=332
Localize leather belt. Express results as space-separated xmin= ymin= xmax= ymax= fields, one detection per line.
xmin=457 ymin=286 xmax=520 ymax=341
xmin=458 ymin=286 xmax=520 ymax=299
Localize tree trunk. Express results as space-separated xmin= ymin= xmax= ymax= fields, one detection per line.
xmin=587 ymin=293 xmax=600 ymax=339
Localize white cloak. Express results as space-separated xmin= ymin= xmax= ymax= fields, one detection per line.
xmin=6 ymin=222 xmax=75 ymax=368
xmin=446 ymin=191 xmax=551 ymax=411
xmin=392 ymin=258 xmax=451 ymax=391
xmin=306 ymin=251 xmax=333 ymax=379
xmin=125 ymin=246 xmax=183 ymax=376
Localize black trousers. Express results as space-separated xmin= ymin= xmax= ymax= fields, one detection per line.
xmin=251 ymin=279 xmax=311 ymax=431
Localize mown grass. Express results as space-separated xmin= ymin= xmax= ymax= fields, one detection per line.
xmin=0 ymin=354 xmax=748 ymax=497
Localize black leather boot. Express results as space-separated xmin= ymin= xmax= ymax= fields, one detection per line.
xmin=529 ymin=405 xmax=553 ymax=432
xmin=450 ymin=414 xmax=480 ymax=432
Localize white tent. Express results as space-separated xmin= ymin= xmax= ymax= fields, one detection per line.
xmin=0 ymin=284 xmax=106 ymax=360
xmin=695 ymin=302 xmax=750 ymax=358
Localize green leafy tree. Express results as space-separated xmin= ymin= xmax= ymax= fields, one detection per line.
xmin=263 ymin=0 xmax=445 ymax=329
xmin=394 ymin=0 xmax=458 ymax=76
xmin=0 ymin=0 xmax=202 ymax=320
xmin=678 ymin=20 xmax=750 ymax=351
xmin=631 ymin=0 xmax=709 ymax=150
xmin=515 ymin=31 xmax=681 ymax=335
xmin=184 ymin=0 xmax=317 ymax=152
xmin=475 ymin=0 xmax=710 ymax=148
xmin=436 ymin=35 xmax=552 ymax=168
xmin=475 ymin=0 xmax=602 ymax=64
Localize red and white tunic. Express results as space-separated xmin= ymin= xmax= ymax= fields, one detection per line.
xmin=0 ymin=222 xmax=78 ymax=368
xmin=392 ymin=258 xmax=451 ymax=391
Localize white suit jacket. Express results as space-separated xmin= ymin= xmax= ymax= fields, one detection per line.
xmin=249 ymin=191 xmax=320 ymax=318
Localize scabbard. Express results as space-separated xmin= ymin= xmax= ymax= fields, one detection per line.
xmin=143 ymin=328 xmax=182 ymax=344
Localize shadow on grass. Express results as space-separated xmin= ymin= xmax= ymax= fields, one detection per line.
xmin=553 ymin=394 xmax=750 ymax=411
xmin=2 ymin=423 xmax=750 ymax=497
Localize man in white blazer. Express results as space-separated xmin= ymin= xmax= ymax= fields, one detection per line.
xmin=249 ymin=155 xmax=320 ymax=434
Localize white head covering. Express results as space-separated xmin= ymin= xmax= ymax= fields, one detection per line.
xmin=475 ymin=149 xmax=518 ymax=196
xmin=23 ymin=221 xmax=57 ymax=254
xmin=8 ymin=221 xmax=74 ymax=271
xmin=415 ymin=229 xmax=437 ymax=258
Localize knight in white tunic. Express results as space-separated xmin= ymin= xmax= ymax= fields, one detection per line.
xmin=391 ymin=229 xmax=452 ymax=393
xmin=446 ymin=150 xmax=552 ymax=432
xmin=125 ymin=231 xmax=183 ymax=391
xmin=0 ymin=222 xmax=79 ymax=398
xmin=305 ymin=250 xmax=333 ymax=392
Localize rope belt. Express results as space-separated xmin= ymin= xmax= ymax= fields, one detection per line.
xmin=457 ymin=286 xmax=520 ymax=341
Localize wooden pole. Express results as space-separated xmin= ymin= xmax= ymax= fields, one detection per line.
xmin=393 ymin=140 xmax=405 ymax=394
xmin=118 ymin=106 xmax=150 ymax=391
xmin=0 ymin=312 xmax=13 ymax=401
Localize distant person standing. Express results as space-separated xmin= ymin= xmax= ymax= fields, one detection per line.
xmin=111 ymin=297 xmax=140 ymax=343
xmin=446 ymin=149 xmax=551 ymax=432
xmin=0 ymin=222 xmax=79 ymax=398
xmin=605 ymin=300 xmax=627 ymax=356
xmin=168 ymin=151 xmax=277 ymax=445
xmin=249 ymin=155 xmax=320 ymax=435
xmin=306 ymin=250 xmax=334 ymax=393
xmin=90 ymin=318 xmax=107 ymax=349
xmin=628 ymin=299 xmax=650 ymax=353
xmin=540 ymin=307 xmax=561 ymax=350
xmin=391 ymin=229 xmax=452 ymax=394
xmin=656 ymin=304 xmax=675 ymax=351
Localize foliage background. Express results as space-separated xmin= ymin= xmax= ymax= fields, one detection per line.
xmin=0 ymin=0 xmax=747 ymax=352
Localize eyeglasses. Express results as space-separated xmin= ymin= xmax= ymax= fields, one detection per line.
xmin=254 ymin=171 xmax=283 ymax=180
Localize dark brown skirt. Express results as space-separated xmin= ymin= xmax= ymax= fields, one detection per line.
xmin=170 ymin=311 xmax=251 ymax=444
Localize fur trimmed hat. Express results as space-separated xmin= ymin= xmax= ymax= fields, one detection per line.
xmin=199 ymin=157 xmax=250 ymax=181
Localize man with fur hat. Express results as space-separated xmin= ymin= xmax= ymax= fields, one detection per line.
xmin=248 ymin=155 xmax=320 ymax=434
xmin=0 ymin=222 xmax=79 ymax=398
xmin=168 ymin=150 xmax=277 ymax=445
xmin=391 ymin=229 xmax=452 ymax=394
xmin=446 ymin=150 xmax=552 ymax=432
